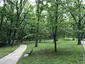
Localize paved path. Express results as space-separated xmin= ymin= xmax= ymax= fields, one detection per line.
xmin=0 ymin=44 xmax=27 ymax=64
xmin=81 ymin=41 xmax=85 ymax=49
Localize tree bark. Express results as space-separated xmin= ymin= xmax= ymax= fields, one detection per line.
xmin=53 ymin=33 xmax=57 ymax=52
xmin=77 ymin=32 xmax=81 ymax=45
xmin=35 ymin=26 xmax=39 ymax=47
xmin=7 ymin=30 xmax=12 ymax=45
xmin=77 ymin=0 xmax=81 ymax=45
xmin=77 ymin=21 xmax=81 ymax=45
xmin=11 ymin=30 xmax=16 ymax=46
xmin=53 ymin=0 xmax=58 ymax=52
xmin=35 ymin=0 xmax=40 ymax=47
xmin=81 ymin=32 xmax=84 ymax=40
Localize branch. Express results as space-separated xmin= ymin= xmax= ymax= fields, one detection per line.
xmin=69 ymin=11 xmax=77 ymax=24
xmin=80 ymin=14 xmax=85 ymax=22
xmin=19 ymin=10 xmax=29 ymax=25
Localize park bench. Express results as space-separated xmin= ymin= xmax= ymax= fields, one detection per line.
xmin=24 ymin=49 xmax=33 ymax=57
xmin=27 ymin=49 xmax=33 ymax=56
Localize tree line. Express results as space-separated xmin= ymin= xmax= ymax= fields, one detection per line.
xmin=0 ymin=0 xmax=85 ymax=51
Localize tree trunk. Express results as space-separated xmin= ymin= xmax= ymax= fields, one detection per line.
xmin=35 ymin=18 xmax=39 ymax=47
xmin=7 ymin=29 xmax=12 ymax=45
xmin=77 ymin=0 xmax=81 ymax=45
xmin=53 ymin=0 xmax=58 ymax=52
xmin=53 ymin=33 xmax=57 ymax=52
xmin=11 ymin=30 xmax=16 ymax=46
xmin=81 ymin=32 xmax=84 ymax=40
xmin=77 ymin=21 xmax=81 ymax=45
xmin=35 ymin=0 xmax=40 ymax=47
xmin=0 ymin=15 xmax=3 ymax=30
xmin=35 ymin=29 xmax=39 ymax=47
xmin=77 ymin=32 xmax=81 ymax=45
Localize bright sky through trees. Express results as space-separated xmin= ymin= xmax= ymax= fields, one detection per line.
xmin=29 ymin=0 xmax=85 ymax=4
xmin=0 ymin=0 xmax=3 ymax=6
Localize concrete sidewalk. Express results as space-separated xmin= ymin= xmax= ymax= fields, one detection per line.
xmin=0 ymin=44 xmax=27 ymax=64
xmin=81 ymin=41 xmax=85 ymax=49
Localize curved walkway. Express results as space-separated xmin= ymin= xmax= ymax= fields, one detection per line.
xmin=0 ymin=44 xmax=27 ymax=64
xmin=81 ymin=41 xmax=85 ymax=49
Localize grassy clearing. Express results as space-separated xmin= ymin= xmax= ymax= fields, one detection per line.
xmin=18 ymin=40 xmax=84 ymax=64
xmin=0 ymin=45 xmax=18 ymax=58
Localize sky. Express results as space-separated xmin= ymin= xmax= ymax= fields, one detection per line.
xmin=82 ymin=0 xmax=85 ymax=4
xmin=0 ymin=0 xmax=4 ymax=7
xmin=30 ymin=0 xmax=35 ymax=3
xmin=29 ymin=0 xmax=36 ymax=6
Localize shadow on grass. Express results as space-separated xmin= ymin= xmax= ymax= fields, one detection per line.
xmin=19 ymin=40 xmax=84 ymax=64
xmin=21 ymin=49 xmax=83 ymax=64
xmin=32 ymin=49 xmax=72 ymax=57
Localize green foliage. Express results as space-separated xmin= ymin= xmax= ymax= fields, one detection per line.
xmin=0 ymin=0 xmax=85 ymax=46
xmin=0 ymin=0 xmax=29 ymax=46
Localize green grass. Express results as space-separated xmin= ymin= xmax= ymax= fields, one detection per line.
xmin=18 ymin=40 xmax=84 ymax=64
xmin=0 ymin=45 xmax=18 ymax=58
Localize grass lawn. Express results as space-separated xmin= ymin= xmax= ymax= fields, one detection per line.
xmin=18 ymin=39 xmax=84 ymax=64
xmin=0 ymin=45 xmax=18 ymax=58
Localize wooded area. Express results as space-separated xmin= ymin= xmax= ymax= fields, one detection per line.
xmin=0 ymin=0 xmax=85 ymax=52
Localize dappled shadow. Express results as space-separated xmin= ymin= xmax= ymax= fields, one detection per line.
xmin=22 ymin=49 xmax=83 ymax=64
xmin=31 ymin=49 xmax=72 ymax=57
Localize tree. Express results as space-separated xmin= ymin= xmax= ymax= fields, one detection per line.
xmin=44 ymin=0 xmax=61 ymax=51
xmin=66 ymin=0 xmax=85 ymax=44
xmin=0 ymin=0 xmax=29 ymax=46
xmin=35 ymin=0 xmax=43 ymax=47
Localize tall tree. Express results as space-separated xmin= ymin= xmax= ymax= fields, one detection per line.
xmin=66 ymin=0 xmax=85 ymax=44
xmin=44 ymin=0 xmax=60 ymax=51
xmin=53 ymin=0 xmax=59 ymax=52
xmin=35 ymin=0 xmax=43 ymax=47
